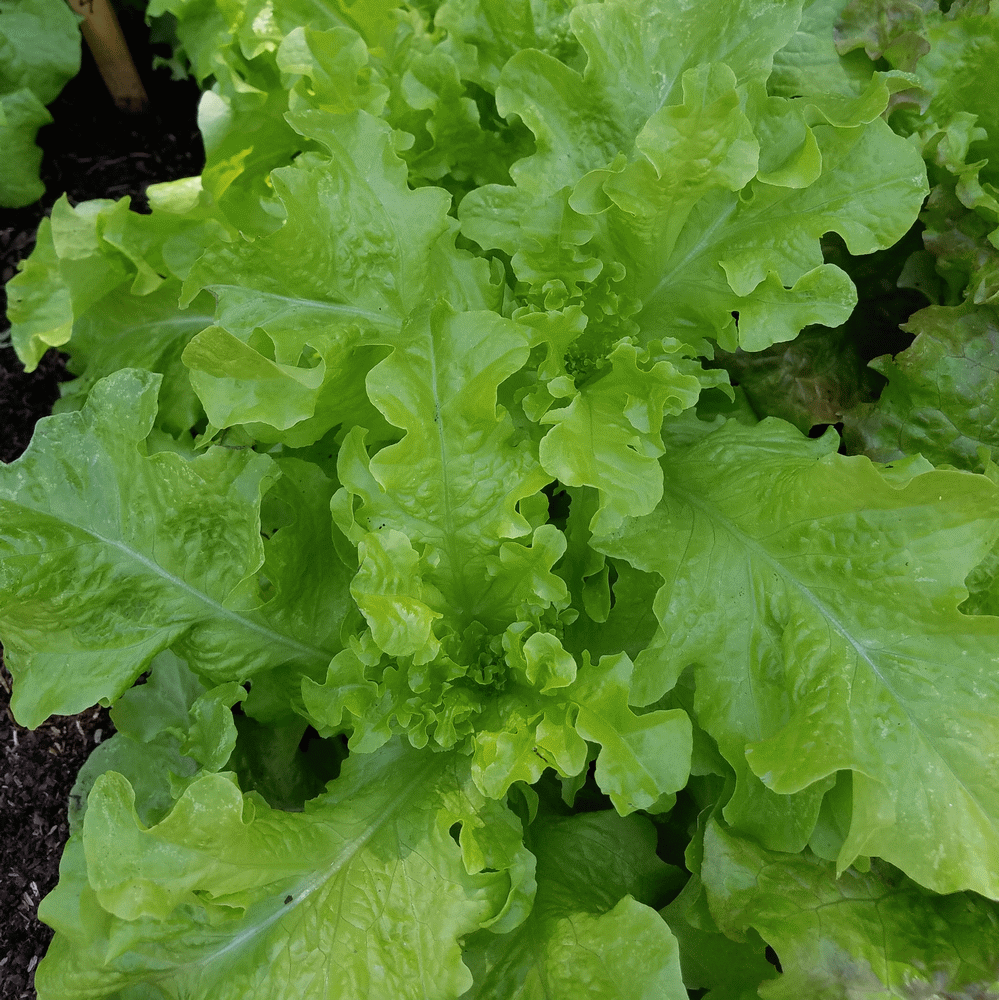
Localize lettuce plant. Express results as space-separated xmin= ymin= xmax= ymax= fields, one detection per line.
xmin=0 ymin=0 xmax=81 ymax=207
xmin=4 ymin=0 xmax=999 ymax=996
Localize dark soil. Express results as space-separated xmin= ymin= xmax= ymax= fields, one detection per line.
xmin=0 ymin=6 xmax=203 ymax=997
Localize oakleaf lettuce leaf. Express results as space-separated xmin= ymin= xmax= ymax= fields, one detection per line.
xmin=0 ymin=370 xmax=340 ymax=728
xmin=36 ymin=739 xmax=532 ymax=1000
xmin=594 ymin=417 xmax=999 ymax=896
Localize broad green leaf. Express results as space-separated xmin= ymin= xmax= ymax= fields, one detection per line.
xmin=458 ymin=0 xmax=798 ymax=273
xmin=461 ymin=809 xmax=687 ymax=999
xmin=629 ymin=118 xmax=925 ymax=352
xmin=5 ymin=214 xmax=73 ymax=367
xmin=500 ymin=0 xmax=798 ymax=197
xmin=0 ymin=0 xmax=80 ymax=207
xmin=35 ymin=740 xmax=526 ymax=1000
xmin=579 ymin=60 xmax=760 ymax=257
xmin=399 ymin=47 xmax=529 ymax=189
xmin=594 ymin=417 xmax=999 ymax=895
xmin=703 ymin=819 xmax=999 ymax=1000
xmin=108 ymin=651 xmax=246 ymax=775
xmin=334 ymin=300 xmax=549 ymax=627
xmin=0 ymin=370 xmax=333 ymax=729
xmin=843 ymin=302 xmax=999 ymax=470
xmin=0 ymin=0 xmax=81 ymax=104
xmin=0 ymin=87 xmax=50 ymax=207
xmin=254 ymin=456 xmax=356 ymax=660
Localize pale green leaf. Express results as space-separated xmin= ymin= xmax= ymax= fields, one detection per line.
xmin=334 ymin=300 xmax=549 ymax=627
xmin=0 ymin=371 xmax=332 ymax=728
xmin=36 ymin=741 xmax=525 ymax=1000
xmin=594 ymin=417 xmax=999 ymax=894
xmin=461 ymin=810 xmax=686 ymax=999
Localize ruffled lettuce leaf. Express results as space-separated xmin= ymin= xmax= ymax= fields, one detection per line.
xmin=0 ymin=370 xmax=343 ymax=728
xmin=593 ymin=417 xmax=999 ymax=896
xmin=6 ymin=180 xmax=234 ymax=433
xmin=461 ymin=809 xmax=687 ymax=999
xmin=458 ymin=0 xmax=926 ymax=358
xmin=702 ymin=818 xmax=999 ymax=1000
xmin=843 ymin=302 xmax=999 ymax=469
xmin=36 ymin=739 xmax=531 ymax=1000
xmin=181 ymin=108 xmax=501 ymax=446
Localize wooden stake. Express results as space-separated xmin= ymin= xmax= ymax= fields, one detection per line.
xmin=65 ymin=0 xmax=149 ymax=113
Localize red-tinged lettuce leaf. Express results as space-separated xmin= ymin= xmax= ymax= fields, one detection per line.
xmin=35 ymin=739 xmax=530 ymax=1000
xmin=910 ymin=8 xmax=999 ymax=193
xmin=834 ymin=0 xmax=939 ymax=72
xmin=919 ymin=171 xmax=999 ymax=307
xmin=702 ymin=819 xmax=999 ymax=1000
xmin=592 ymin=417 xmax=999 ymax=896
xmin=708 ymin=324 xmax=888 ymax=436
xmin=0 ymin=370 xmax=340 ymax=729
xmin=842 ymin=302 xmax=999 ymax=469
xmin=461 ymin=809 xmax=687 ymax=999
xmin=769 ymin=0 xmax=882 ymax=102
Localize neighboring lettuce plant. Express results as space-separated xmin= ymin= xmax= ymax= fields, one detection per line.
xmin=4 ymin=1 xmax=999 ymax=997
xmin=0 ymin=0 xmax=81 ymax=207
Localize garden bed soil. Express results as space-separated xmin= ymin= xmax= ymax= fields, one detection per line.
xmin=0 ymin=7 xmax=203 ymax=996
